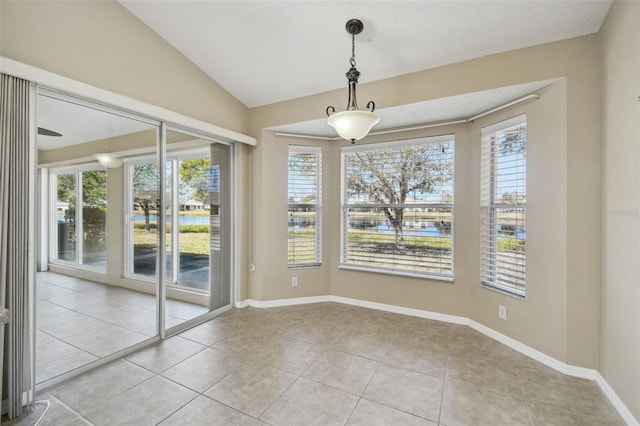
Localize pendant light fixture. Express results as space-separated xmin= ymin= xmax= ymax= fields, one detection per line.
xmin=93 ymin=153 xmax=124 ymax=169
xmin=326 ymin=19 xmax=380 ymax=143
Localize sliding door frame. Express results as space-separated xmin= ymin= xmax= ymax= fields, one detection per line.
xmin=162 ymin=125 xmax=236 ymax=337
xmin=30 ymin=86 xmax=241 ymax=390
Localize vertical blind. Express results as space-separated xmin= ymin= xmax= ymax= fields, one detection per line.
xmin=480 ymin=115 xmax=527 ymax=296
xmin=287 ymin=146 xmax=321 ymax=267
xmin=0 ymin=73 xmax=33 ymax=418
xmin=341 ymin=136 xmax=454 ymax=278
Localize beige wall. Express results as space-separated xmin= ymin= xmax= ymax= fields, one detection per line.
xmin=2 ymin=0 xmax=637 ymax=418
xmin=600 ymin=0 xmax=640 ymax=420
xmin=249 ymin=35 xmax=602 ymax=369
xmin=468 ymin=82 xmax=570 ymax=363
xmin=1 ymin=0 xmax=255 ymax=302
xmin=250 ymin=133 xmax=331 ymax=301
xmin=0 ymin=0 xmax=249 ymax=135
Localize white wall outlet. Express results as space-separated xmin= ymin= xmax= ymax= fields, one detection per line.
xmin=498 ymin=304 xmax=507 ymax=320
xmin=291 ymin=276 xmax=298 ymax=287
xmin=250 ymin=263 xmax=256 ymax=273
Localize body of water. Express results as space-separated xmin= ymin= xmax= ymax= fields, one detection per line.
xmin=133 ymin=214 xmax=209 ymax=225
xmin=288 ymin=216 xmax=525 ymax=239
xmin=58 ymin=214 xmax=210 ymax=226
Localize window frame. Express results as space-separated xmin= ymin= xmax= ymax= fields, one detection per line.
xmin=49 ymin=163 xmax=108 ymax=272
xmin=287 ymin=145 xmax=322 ymax=268
xmin=480 ymin=115 xmax=527 ymax=298
xmin=125 ymin=155 xmax=160 ymax=283
xmin=340 ymin=135 xmax=455 ymax=280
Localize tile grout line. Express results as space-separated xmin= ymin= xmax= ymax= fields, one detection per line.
xmin=38 ymin=298 xmax=627 ymax=426
xmin=516 ymin=372 xmax=535 ymax=426
xmin=436 ymin=327 xmax=454 ymax=426
xmin=255 ymin=373 xmax=302 ymax=421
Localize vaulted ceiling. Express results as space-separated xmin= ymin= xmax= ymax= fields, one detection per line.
xmin=119 ymin=1 xmax=612 ymax=108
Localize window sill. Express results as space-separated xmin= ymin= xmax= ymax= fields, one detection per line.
xmin=288 ymin=263 xmax=322 ymax=270
xmin=49 ymin=261 xmax=106 ymax=275
xmin=481 ymin=282 xmax=525 ymax=299
xmin=339 ymin=264 xmax=454 ymax=282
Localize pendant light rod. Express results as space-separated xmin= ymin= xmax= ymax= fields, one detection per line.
xmin=326 ymin=18 xmax=380 ymax=143
xmin=345 ymin=19 xmax=363 ymax=112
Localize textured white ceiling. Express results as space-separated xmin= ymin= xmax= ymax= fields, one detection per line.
xmin=119 ymin=0 xmax=612 ymax=108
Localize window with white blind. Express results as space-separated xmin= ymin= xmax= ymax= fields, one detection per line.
xmin=288 ymin=146 xmax=322 ymax=267
xmin=341 ymin=136 xmax=454 ymax=278
xmin=481 ymin=115 xmax=527 ymax=297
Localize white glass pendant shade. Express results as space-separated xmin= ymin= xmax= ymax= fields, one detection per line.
xmin=93 ymin=153 xmax=124 ymax=169
xmin=327 ymin=110 xmax=380 ymax=142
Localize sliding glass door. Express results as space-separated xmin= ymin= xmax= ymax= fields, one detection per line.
xmin=36 ymin=90 xmax=235 ymax=386
xmin=124 ymin=129 xmax=232 ymax=333
xmin=37 ymin=91 xmax=160 ymax=385
xmin=161 ymin=129 xmax=232 ymax=333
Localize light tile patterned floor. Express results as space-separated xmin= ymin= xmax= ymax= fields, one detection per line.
xmin=13 ymin=301 xmax=625 ymax=425
xmin=36 ymin=272 xmax=208 ymax=383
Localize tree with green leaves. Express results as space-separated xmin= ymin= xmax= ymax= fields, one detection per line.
xmin=82 ymin=170 xmax=107 ymax=207
xmin=179 ymin=158 xmax=210 ymax=205
xmin=346 ymin=144 xmax=453 ymax=248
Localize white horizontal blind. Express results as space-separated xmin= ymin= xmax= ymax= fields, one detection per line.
xmin=480 ymin=115 xmax=526 ymax=296
xmin=341 ymin=137 xmax=454 ymax=278
xmin=288 ymin=146 xmax=321 ymax=267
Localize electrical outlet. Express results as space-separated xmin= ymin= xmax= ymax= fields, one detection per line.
xmin=291 ymin=276 xmax=298 ymax=287
xmin=250 ymin=263 xmax=256 ymax=273
xmin=498 ymin=305 xmax=507 ymax=320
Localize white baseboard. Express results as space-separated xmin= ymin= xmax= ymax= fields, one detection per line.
xmin=595 ymin=372 xmax=640 ymax=426
xmin=467 ymin=320 xmax=597 ymax=380
xmin=237 ymin=295 xmax=331 ymax=309
xmin=330 ymin=295 xmax=469 ymax=325
xmin=236 ymin=294 xmax=638 ymax=425
xmin=235 ymin=299 xmax=249 ymax=308
xmin=332 ymin=296 xmax=597 ymax=381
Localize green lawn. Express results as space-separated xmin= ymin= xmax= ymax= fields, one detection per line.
xmin=133 ymin=228 xmax=210 ymax=255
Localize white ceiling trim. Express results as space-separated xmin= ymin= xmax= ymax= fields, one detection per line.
xmin=0 ymin=56 xmax=257 ymax=146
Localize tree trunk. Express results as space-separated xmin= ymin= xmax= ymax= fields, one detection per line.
xmin=382 ymin=207 xmax=407 ymax=249
xmin=394 ymin=226 xmax=405 ymax=249
xmin=143 ymin=205 xmax=151 ymax=232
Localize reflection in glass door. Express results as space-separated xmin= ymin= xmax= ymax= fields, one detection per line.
xmin=54 ymin=173 xmax=77 ymax=262
xmin=129 ymin=161 xmax=161 ymax=278
xmin=37 ymin=90 xmax=159 ymax=385
xmin=176 ymin=156 xmax=210 ymax=288
xmin=162 ymin=129 xmax=232 ymax=334
xmin=36 ymin=90 xmax=235 ymax=387
xmin=51 ymin=168 xmax=108 ymax=268
xmin=209 ymin=142 xmax=231 ymax=312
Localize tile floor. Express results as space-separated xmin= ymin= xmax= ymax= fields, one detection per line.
xmin=14 ymin=301 xmax=625 ymax=425
xmin=36 ymin=272 xmax=208 ymax=384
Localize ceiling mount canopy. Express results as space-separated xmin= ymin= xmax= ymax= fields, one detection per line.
xmin=326 ymin=19 xmax=380 ymax=144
